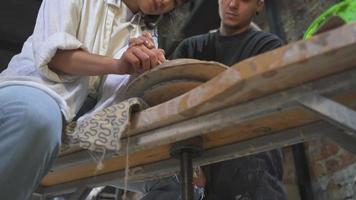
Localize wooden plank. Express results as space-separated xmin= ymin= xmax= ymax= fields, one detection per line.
xmin=128 ymin=23 xmax=356 ymax=135
xmin=42 ymin=91 xmax=356 ymax=186
xmin=42 ymin=144 xmax=172 ymax=186
xmin=204 ymin=90 xmax=356 ymax=150
xmin=203 ymin=90 xmax=356 ymax=150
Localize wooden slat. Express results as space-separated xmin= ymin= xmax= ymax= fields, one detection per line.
xmin=204 ymin=90 xmax=356 ymax=150
xmin=42 ymin=144 xmax=172 ymax=186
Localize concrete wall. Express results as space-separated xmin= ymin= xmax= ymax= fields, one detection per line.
xmin=278 ymin=0 xmax=340 ymax=41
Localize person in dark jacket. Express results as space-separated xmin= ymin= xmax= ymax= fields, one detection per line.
xmin=171 ymin=0 xmax=287 ymax=199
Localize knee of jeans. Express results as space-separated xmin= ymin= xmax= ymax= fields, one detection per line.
xmin=19 ymin=102 xmax=62 ymax=150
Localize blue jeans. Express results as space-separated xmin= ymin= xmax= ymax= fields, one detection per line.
xmin=0 ymin=85 xmax=62 ymax=200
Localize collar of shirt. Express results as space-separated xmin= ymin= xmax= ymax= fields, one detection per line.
xmin=104 ymin=0 xmax=145 ymax=28
xmin=104 ymin=0 xmax=122 ymax=8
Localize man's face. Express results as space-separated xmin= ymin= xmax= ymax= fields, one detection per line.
xmin=137 ymin=0 xmax=186 ymax=15
xmin=218 ymin=0 xmax=263 ymax=30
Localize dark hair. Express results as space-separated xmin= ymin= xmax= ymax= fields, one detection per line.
xmin=143 ymin=0 xmax=192 ymax=29
xmin=143 ymin=15 xmax=162 ymax=29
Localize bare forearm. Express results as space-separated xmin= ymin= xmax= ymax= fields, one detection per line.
xmin=49 ymin=49 xmax=125 ymax=76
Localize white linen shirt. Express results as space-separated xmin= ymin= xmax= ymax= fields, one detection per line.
xmin=0 ymin=0 xmax=155 ymax=122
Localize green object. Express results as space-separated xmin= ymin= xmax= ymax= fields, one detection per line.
xmin=304 ymin=0 xmax=356 ymax=39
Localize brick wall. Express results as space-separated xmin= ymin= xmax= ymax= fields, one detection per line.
xmin=269 ymin=0 xmax=356 ymax=199
xmin=304 ymin=139 xmax=356 ymax=199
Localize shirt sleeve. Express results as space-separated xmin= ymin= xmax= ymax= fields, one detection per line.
xmin=170 ymin=34 xmax=213 ymax=60
xmin=170 ymin=38 xmax=190 ymax=59
xmin=31 ymin=0 xmax=85 ymax=82
xmin=257 ymin=35 xmax=284 ymax=54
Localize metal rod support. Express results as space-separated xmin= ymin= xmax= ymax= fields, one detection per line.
xmin=180 ymin=151 xmax=194 ymax=200
xmin=171 ymin=137 xmax=203 ymax=200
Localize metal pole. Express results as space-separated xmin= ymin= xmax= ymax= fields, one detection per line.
xmin=292 ymin=144 xmax=314 ymax=200
xmin=180 ymin=151 xmax=194 ymax=200
xmin=171 ymin=137 xmax=203 ymax=200
xmin=265 ymin=0 xmax=286 ymax=41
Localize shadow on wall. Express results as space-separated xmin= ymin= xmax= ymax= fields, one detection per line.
xmin=0 ymin=50 xmax=14 ymax=72
xmin=0 ymin=0 xmax=41 ymax=72
xmin=158 ymin=0 xmax=220 ymax=57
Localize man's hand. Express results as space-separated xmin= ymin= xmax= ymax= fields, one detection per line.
xmin=48 ymin=33 xmax=164 ymax=76
xmin=129 ymin=32 xmax=155 ymax=49
xmin=117 ymin=45 xmax=165 ymax=75
xmin=129 ymin=32 xmax=166 ymax=64
xmin=116 ymin=32 xmax=165 ymax=75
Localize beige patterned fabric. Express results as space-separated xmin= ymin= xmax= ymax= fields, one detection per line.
xmin=63 ymin=98 xmax=147 ymax=153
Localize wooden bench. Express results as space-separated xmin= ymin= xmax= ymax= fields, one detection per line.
xmin=37 ymin=23 xmax=356 ymax=198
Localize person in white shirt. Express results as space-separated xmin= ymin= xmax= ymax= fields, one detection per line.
xmin=0 ymin=0 xmax=191 ymax=199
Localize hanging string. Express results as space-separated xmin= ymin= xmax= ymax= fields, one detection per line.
xmin=122 ymin=131 xmax=131 ymax=199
